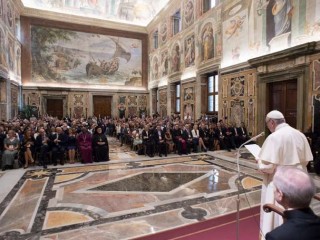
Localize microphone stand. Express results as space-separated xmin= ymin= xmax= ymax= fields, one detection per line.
xmin=236 ymin=132 xmax=264 ymax=240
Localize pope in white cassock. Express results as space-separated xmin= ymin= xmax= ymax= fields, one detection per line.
xmin=257 ymin=110 xmax=313 ymax=240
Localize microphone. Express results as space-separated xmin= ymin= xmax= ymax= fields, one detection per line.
xmin=239 ymin=132 xmax=265 ymax=148
xmin=235 ymin=131 xmax=264 ymax=240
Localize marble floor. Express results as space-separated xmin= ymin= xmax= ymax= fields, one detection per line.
xmin=0 ymin=139 xmax=319 ymax=240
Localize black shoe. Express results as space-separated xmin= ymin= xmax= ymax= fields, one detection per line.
xmin=2 ymin=167 xmax=5 ymax=171
xmin=43 ymin=165 xmax=47 ymax=169
xmin=165 ymin=154 xmax=167 ymax=157
xmin=204 ymin=148 xmax=207 ymax=152
xmin=53 ymin=163 xmax=57 ymax=166
xmin=159 ymin=154 xmax=162 ymax=157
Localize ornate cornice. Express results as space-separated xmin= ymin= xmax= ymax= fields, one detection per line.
xmin=248 ymin=42 xmax=320 ymax=67
xmin=21 ymin=7 xmax=148 ymax=34
xmin=14 ymin=0 xmax=25 ymax=14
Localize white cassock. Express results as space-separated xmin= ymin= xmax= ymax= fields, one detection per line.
xmin=257 ymin=123 xmax=313 ymax=239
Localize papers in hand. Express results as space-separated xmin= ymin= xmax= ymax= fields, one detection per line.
xmin=244 ymin=144 xmax=261 ymax=159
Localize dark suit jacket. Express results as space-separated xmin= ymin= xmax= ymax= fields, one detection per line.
xmin=154 ymin=129 xmax=166 ymax=144
xmin=142 ymin=130 xmax=154 ymax=144
xmin=266 ymin=208 xmax=320 ymax=240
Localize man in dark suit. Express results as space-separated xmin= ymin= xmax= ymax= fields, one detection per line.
xmin=266 ymin=166 xmax=320 ymax=240
xmin=214 ymin=122 xmax=231 ymax=151
xmin=35 ymin=128 xmax=50 ymax=169
xmin=51 ymin=127 xmax=68 ymax=166
xmin=142 ymin=125 xmax=155 ymax=157
xmin=154 ymin=125 xmax=166 ymax=157
xmin=238 ymin=122 xmax=250 ymax=146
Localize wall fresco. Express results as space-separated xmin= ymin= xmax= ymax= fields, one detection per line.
xmin=31 ymin=26 xmax=142 ymax=86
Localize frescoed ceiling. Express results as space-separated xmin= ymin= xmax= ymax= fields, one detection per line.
xmin=21 ymin=0 xmax=170 ymax=27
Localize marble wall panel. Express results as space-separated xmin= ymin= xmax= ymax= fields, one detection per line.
xmin=220 ymin=69 xmax=257 ymax=133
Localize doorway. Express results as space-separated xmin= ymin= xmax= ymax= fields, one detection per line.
xmin=93 ymin=96 xmax=112 ymax=118
xmin=267 ymin=79 xmax=297 ymax=127
xmin=47 ymin=99 xmax=63 ymax=119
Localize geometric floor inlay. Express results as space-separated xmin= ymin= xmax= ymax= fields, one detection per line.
xmin=0 ymin=153 xmax=264 ymax=240
xmin=90 ymin=172 xmax=206 ymax=192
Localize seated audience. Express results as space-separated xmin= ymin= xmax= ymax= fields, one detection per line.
xmin=266 ymin=166 xmax=320 ymax=240
xmin=1 ymin=130 xmax=20 ymax=171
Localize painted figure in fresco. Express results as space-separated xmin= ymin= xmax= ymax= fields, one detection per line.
xmin=185 ymin=37 xmax=195 ymax=67
xmin=202 ymin=25 xmax=214 ymax=61
xmin=224 ymin=15 xmax=246 ymax=40
xmin=153 ymin=58 xmax=159 ymax=79
xmin=271 ymin=0 xmax=293 ymax=36
xmin=0 ymin=29 xmax=8 ymax=68
xmin=172 ymin=45 xmax=180 ymax=73
xmin=160 ymin=22 xmax=168 ymax=43
xmin=184 ymin=0 xmax=194 ymax=26
xmin=161 ymin=53 xmax=168 ymax=76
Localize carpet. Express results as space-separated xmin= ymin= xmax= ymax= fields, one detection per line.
xmin=134 ymin=206 xmax=261 ymax=240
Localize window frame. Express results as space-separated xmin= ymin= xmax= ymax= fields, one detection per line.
xmin=172 ymin=10 xmax=181 ymax=36
xmin=203 ymin=0 xmax=216 ymax=14
xmin=175 ymin=83 xmax=181 ymax=114
xmin=207 ymin=73 xmax=218 ymax=114
xmin=153 ymin=30 xmax=159 ymax=49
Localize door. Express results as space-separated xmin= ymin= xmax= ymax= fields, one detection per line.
xmin=267 ymin=80 xmax=297 ymax=127
xmin=93 ymin=96 xmax=112 ymax=118
xmin=47 ymin=99 xmax=63 ymax=119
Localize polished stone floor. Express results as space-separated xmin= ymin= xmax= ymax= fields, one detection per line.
xmin=0 ymin=138 xmax=318 ymax=240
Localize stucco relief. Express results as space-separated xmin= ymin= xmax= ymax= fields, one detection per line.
xmin=247 ymin=73 xmax=255 ymax=97
xmin=128 ymin=95 xmax=137 ymax=106
xmin=230 ymin=100 xmax=244 ymax=126
xmin=160 ymin=21 xmax=168 ymax=45
xmin=28 ymin=92 xmax=40 ymax=106
xmin=222 ymin=78 xmax=228 ymax=98
xmin=268 ymin=60 xmax=295 ymax=72
xmin=184 ymin=0 xmax=194 ymax=29
xmin=230 ymin=76 xmax=244 ymax=97
xmin=313 ymin=60 xmax=320 ymax=91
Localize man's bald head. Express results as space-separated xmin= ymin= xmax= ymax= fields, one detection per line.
xmin=273 ymin=166 xmax=315 ymax=209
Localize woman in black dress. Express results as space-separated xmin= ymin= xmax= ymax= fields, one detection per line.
xmin=92 ymin=126 xmax=109 ymax=162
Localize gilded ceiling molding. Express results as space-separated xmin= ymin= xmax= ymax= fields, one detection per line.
xmin=21 ymin=8 xmax=148 ymax=34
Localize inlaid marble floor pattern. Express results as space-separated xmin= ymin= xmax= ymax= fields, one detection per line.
xmin=0 ymin=149 xmax=264 ymax=240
